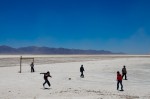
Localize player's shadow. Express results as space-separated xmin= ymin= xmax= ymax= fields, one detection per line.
xmin=41 ymin=88 xmax=52 ymax=90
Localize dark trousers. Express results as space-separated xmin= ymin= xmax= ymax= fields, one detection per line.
xmin=117 ymin=80 xmax=123 ymax=90
xmin=80 ymin=72 xmax=84 ymax=78
xmin=122 ymin=73 xmax=127 ymax=80
xmin=31 ymin=67 xmax=34 ymax=72
xmin=43 ymin=79 xmax=50 ymax=87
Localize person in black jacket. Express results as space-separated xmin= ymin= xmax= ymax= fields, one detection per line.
xmin=30 ymin=62 xmax=34 ymax=72
xmin=40 ymin=71 xmax=52 ymax=88
xmin=80 ymin=65 xmax=85 ymax=78
xmin=122 ymin=65 xmax=127 ymax=80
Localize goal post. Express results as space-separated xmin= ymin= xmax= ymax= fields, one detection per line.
xmin=19 ymin=56 xmax=34 ymax=73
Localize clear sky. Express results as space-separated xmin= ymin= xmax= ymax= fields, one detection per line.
xmin=0 ymin=0 xmax=150 ymax=54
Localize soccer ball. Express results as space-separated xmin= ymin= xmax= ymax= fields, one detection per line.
xmin=69 ymin=78 xmax=71 ymax=80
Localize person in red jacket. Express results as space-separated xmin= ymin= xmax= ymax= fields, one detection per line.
xmin=117 ymin=71 xmax=123 ymax=91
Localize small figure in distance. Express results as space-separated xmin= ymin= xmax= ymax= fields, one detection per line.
xmin=80 ymin=65 xmax=85 ymax=78
xmin=30 ymin=62 xmax=34 ymax=73
xmin=122 ymin=65 xmax=127 ymax=80
xmin=40 ymin=71 xmax=52 ymax=88
xmin=117 ymin=71 xmax=124 ymax=91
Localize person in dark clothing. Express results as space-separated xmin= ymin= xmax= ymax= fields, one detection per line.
xmin=122 ymin=65 xmax=127 ymax=80
xmin=117 ymin=71 xmax=123 ymax=91
xmin=80 ymin=65 xmax=85 ymax=78
xmin=30 ymin=62 xmax=34 ymax=72
xmin=40 ymin=71 xmax=52 ymax=88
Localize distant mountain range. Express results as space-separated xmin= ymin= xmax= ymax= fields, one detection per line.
xmin=0 ymin=45 xmax=124 ymax=54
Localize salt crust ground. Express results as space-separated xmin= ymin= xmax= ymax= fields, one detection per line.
xmin=0 ymin=55 xmax=150 ymax=99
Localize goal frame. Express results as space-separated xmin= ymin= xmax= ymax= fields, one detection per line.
xmin=19 ymin=56 xmax=34 ymax=73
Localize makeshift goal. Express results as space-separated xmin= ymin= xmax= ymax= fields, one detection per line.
xmin=19 ymin=56 xmax=34 ymax=73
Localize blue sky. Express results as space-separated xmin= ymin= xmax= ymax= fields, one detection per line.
xmin=0 ymin=0 xmax=150 ymax=54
